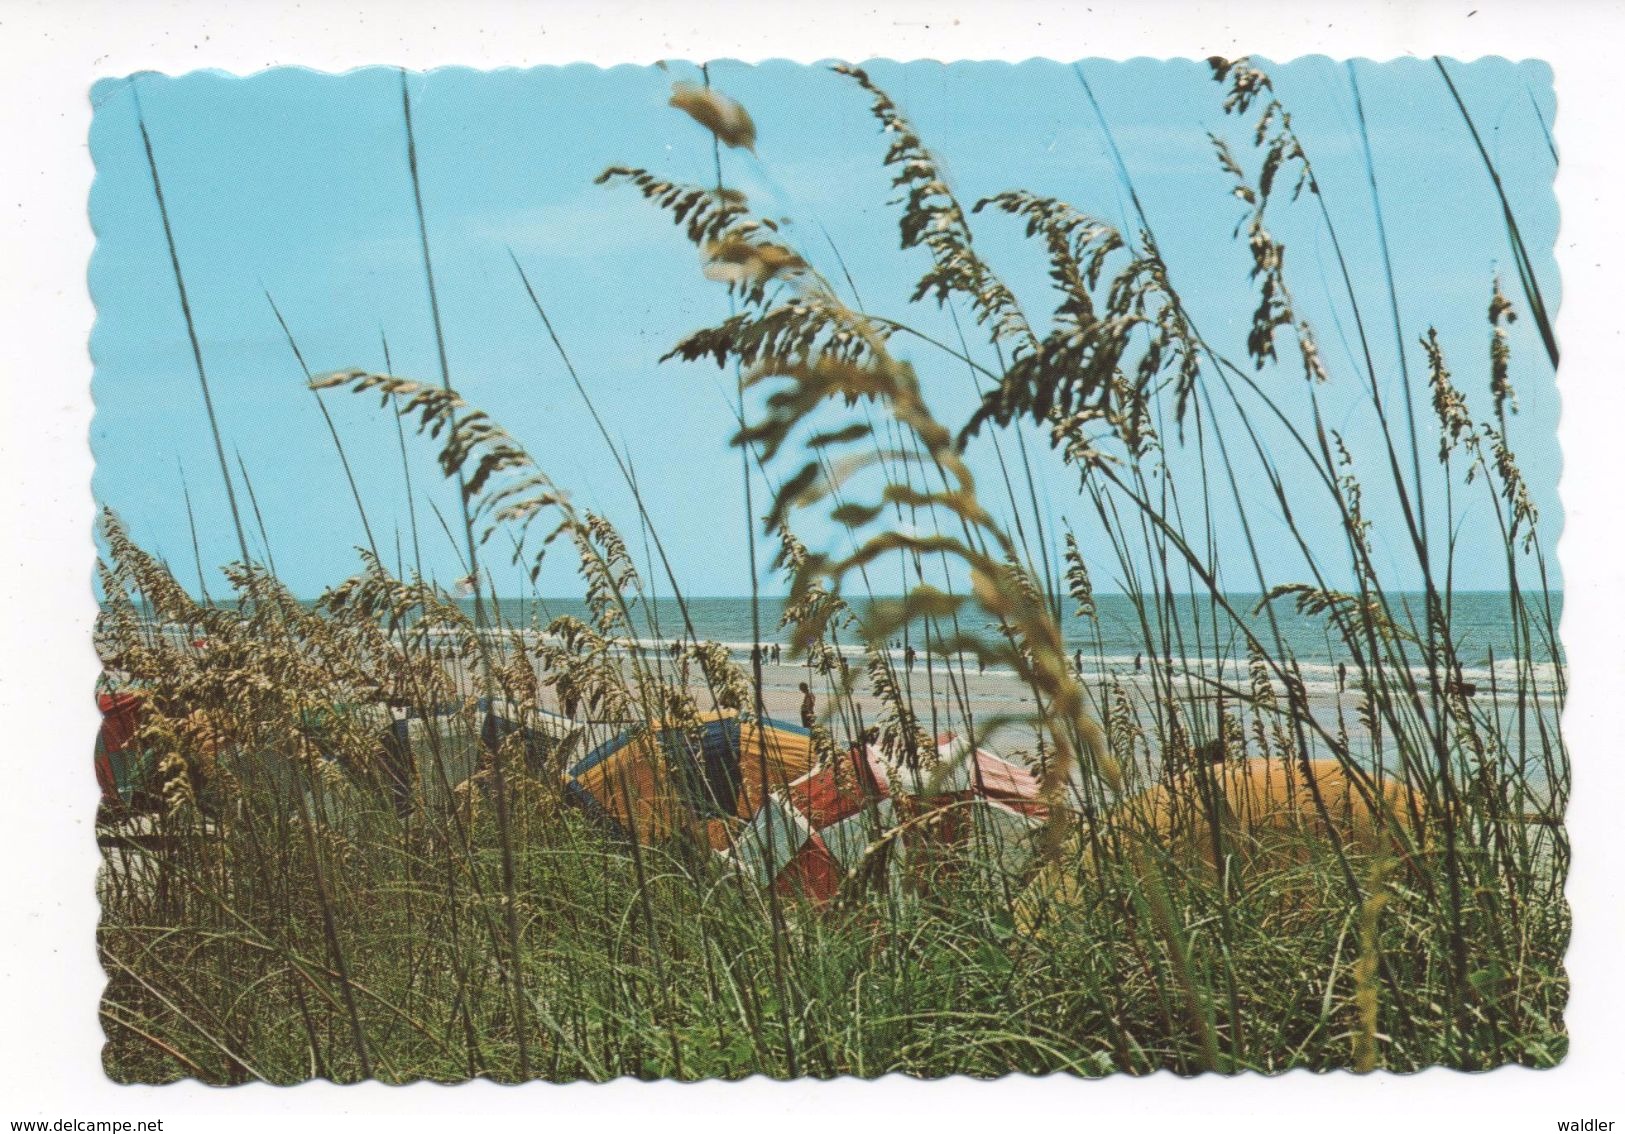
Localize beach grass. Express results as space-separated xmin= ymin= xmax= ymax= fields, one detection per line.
xmin=95 ymin=57 xmax=1566 ymax=1080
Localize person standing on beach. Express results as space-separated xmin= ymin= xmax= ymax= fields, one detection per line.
xmin=771 ymin=643 xmax=780 ymax=665
xmin=905 ymin=644 xmax=917 ymax=673
xmin=1337 ymin=662 xmax=1347 ymax=692
xmin=799 ymin=682 xmax=816 ymax=729
xmin=1134 ymin=652 xmax=1142 ymax=673
xmin=1074 ymin=649 xmax=1083 ymax=676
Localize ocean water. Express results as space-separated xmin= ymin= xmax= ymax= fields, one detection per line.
xmin=477 ymin=591 xmax=1563 ymax=698
xmin=115 ymin=590 xmax=1562 ymax=700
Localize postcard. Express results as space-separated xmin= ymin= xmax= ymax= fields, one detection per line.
xmin=86 ymin=54 xmax=1563 ymax=1084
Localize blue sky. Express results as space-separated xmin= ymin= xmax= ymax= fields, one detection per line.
xmin=88 ymin=57 xmax=1559 ymax=600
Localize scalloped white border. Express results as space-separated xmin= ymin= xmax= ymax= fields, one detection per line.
xmin=4 ymin=1 xmax=1622 ymax=1130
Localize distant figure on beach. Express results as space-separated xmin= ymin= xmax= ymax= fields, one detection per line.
xmin=1074 ymin=650 xmax=1083 ymax=676
xmin=978 ymin=655 xmax=985 ymax=675
xmin=1134 ymin=653 xmax=1143 ymax=673
xmin=905 ymin=645 xmax=917 ymax=672
xmin=1337 ymin=662 xmax=1347 ymax=692
xmin=771 ymin=643 xmax=781 ymax=665
xmin=799 ymin=682 xmax=816 ymax=729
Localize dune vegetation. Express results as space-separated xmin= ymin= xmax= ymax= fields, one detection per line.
xmin=94 ymin=58 xmax=1566 ymax=1081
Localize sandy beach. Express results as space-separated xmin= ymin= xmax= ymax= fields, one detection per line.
xmin=516 ymin=644 xmax=1562 ymax=796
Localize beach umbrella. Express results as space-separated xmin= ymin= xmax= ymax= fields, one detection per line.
xmin=229 ymin=697 xmax=577 ymax=819
xmin=95 ymin=690 xmax=157 ymax=809
xmin=730 ymin=790 xmax=846 ymax=904
xmin=481 ymin=698 xmax=578 ymax=770
xmin=564 ymin=711 xmax=818 ymax=844
xmin=735 ymin=734 xmax=1051 ymax=906
xmin=374 ymin=697 xmax=577 ymax=816
xmin=1013 ymin=755 xmax=1420 ymax=935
